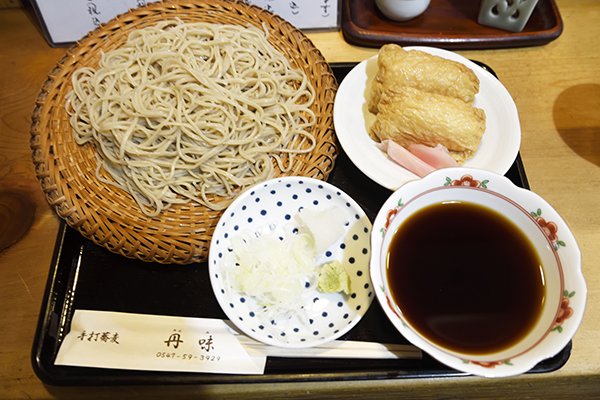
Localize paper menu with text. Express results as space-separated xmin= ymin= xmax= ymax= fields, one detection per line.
xmin=32 ymin=0 xmax=339 ymax=45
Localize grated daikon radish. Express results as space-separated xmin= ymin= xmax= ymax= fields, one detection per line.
xmin=229 ymin=229 xmax=317 ymax=311
xmin=227 ymin=208 xmax=352 ymax=324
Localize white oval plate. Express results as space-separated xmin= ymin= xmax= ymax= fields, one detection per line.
xmin=209 ymin=177 xmax=373 ymax=348
xmin=333 ymin=46 xmax=521 ymax=190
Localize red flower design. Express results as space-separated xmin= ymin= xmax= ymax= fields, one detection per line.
xmin=535 ymin=217 xmax=559 ymax=244
xmin=450 ymin=175 xmax=481 ymax=188
xmin=386 ymin=295 xmax=402 ymax=319
xmin=384 ymin=208 xmax=399 ymax=230
xmin=552 ymin=291 xmax=575 ymax=333
xmin=470 ymin=360 xmax=504 ymax=368
xmin=555 ymin=297 xmax=574 ymax=325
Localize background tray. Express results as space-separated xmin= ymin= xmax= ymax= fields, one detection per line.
xmin=31 ymin=62 xmax=571 ymax=386
xmin=341 ymin=0 xmax=563 ymax=49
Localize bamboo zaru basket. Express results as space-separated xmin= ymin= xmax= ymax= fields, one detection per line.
xmin=30 ymin=0 xmax=338 ymax=264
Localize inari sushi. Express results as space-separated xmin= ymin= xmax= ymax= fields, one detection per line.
xmin=369 ymin=87 xmax=486 ymax=164
xmin=368 ymin=44 xmax=480 ymax=114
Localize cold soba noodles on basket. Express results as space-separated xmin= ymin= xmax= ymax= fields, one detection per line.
xmin=31 ymin=0 xmax=338 ymax=264
xmin=66 ymin=20 xmax=317 ymax=216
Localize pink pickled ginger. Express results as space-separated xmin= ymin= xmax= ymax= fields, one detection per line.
xmin=376 ymin=140 xmax=435 ymax=178
xmin=408 ymin=143 xmax=458 ymax=169
xmin=376 ymin=140 xmax=458 ymax=177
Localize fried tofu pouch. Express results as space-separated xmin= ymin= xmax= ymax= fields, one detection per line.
xmin=369 ymin=87 xmax=486 ymax=163
xmin=368 ymin=44 xmax=480 ymax=114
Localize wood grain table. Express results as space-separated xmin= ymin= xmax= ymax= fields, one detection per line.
xmin=1 ymin=1 xmax=599 ymax=398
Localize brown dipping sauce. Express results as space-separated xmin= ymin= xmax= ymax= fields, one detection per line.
xmin=387 ymin=201 xmax=545 ymax=355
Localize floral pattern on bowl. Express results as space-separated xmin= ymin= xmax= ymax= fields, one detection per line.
xmin=531 ymin=208 xmax=566 ymax=250
xmin=445 ymin=174 xmax=489 ymax=188
xmin=552 ymin=290 xmax=576 ymax=333
xmin=370 ymin=167 xmax=586 ymax=378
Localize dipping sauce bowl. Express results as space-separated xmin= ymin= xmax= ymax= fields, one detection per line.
xmin=370 ymin=167 xmax=586 ymax=377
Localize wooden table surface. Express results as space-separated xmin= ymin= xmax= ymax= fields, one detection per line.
xmin=1 ymin=1 xmax=598 ymax=398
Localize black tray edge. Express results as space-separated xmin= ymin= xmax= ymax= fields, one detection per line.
xmin=31 ymin=222 xmax=68 ymax=386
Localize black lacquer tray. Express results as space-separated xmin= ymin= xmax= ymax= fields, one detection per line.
xmin=31 ymin=62 xmax=572 ymax=386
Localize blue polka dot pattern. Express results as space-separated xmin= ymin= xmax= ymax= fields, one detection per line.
xmin=209 ymin=176 xmax=373 ymax=348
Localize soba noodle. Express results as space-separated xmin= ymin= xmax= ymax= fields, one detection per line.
xmin=66 ymin=20 xmax=316 ymax=216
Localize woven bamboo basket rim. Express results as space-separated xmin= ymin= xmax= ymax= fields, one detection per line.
xmin=30 ymin=0 xmax=339 ymax=265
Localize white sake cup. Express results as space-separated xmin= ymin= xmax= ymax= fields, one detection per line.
xmin=375 ymin=0 xmax=431 ymax=21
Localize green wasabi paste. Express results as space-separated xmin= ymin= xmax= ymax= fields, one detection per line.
xmin=317 ymin=261 xmax=351 ymax=295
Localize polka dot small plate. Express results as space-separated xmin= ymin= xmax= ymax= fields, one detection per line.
xmin=209 ymin=176 xmax=374 ymax=348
